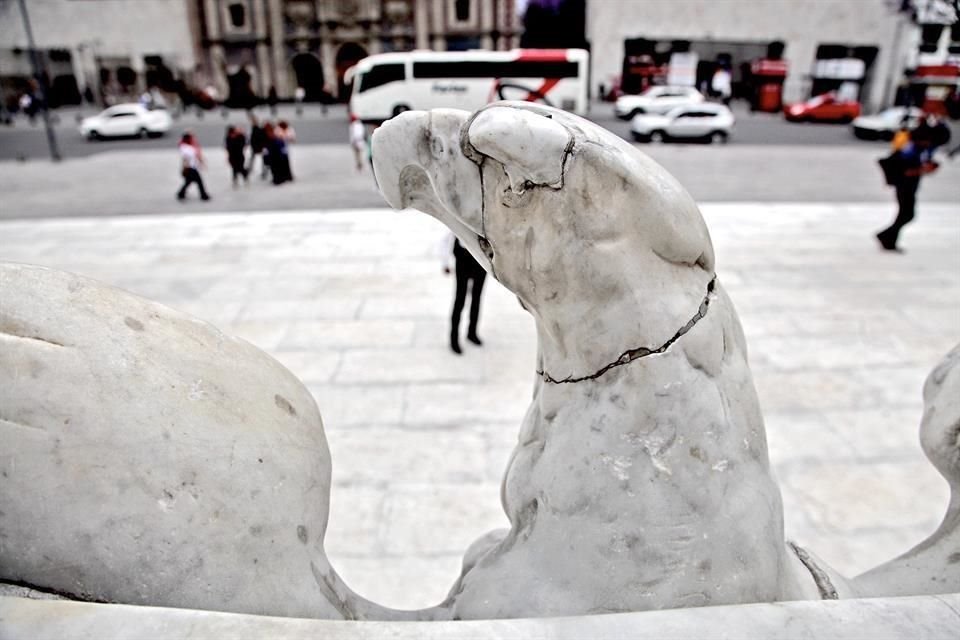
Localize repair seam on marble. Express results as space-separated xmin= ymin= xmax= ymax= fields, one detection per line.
xmin=537 ymin=275 xmax=718 ymax=385
xmin=788 ymin=542 xmax=839 ymax=600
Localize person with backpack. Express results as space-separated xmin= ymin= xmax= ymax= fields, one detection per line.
xmin=876 ymin=125 xmax=939 ymax=252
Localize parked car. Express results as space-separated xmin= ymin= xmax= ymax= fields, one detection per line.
xmin=631 ymin=103 xmax=735 ymax=143
xmin=615 ymin=86 xmax=705 ymax=119
xmin=851 ymin=106 xmax=925 ymax=140
xmin=783 ymin=92 xmax=861 ymax=123
xmin=80 ymin=104 xmax=172 ymax=140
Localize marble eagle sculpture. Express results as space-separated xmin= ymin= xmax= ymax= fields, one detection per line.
xmin=0 ymin=102 xmax=957 ymax=620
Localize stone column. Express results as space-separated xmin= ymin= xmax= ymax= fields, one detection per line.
xmin=320 ymin=38 xmax=336 ymax=96
xmin=415 ymin=0 xmax=429 ymax=50
xmin=267 ymin=0 xmax=288 ymax=96
xmin=203 ymin=0 xmax=228 ymax=96
xmin=252 ymin=0 xmax=272 ymax=95
xmin=480 ymin=0 xmax=494 ymax=50
xmin=431 ymin=0 xmax=445 ymax=50
xmin=131 ymin=53 xmax=147 ymax=95
xmin=70 ymin=46 xmax=88 ymax=96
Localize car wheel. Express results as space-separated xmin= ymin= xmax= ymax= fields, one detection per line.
xmin=629 ymin=108 xmax=645 ymax=120
xmin=709 ymin=131 xmax=728 ymax=144
xmin=87 ymin=130 xmax=100 ymax=141
xmin=138 ymin=127 xmax=149 ymax=139
xmin=392 ymin=104 xmax=411 ymax=117
xmin=650 ymin=130 xmax=665 ymax=143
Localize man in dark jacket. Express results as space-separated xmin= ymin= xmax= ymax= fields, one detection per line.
xmin=444 ymin=236 xmax=487 ymax=354
xmin=876 ymin=125 xmax=939 ymax=252
xmin=247 ymin=113 xmax=269 ymax=180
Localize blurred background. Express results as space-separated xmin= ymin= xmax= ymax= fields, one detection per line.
xmin=1 ymin=0 xmax=958 ymax=166
xmin=1 ymin=0 xmax=959 ymax=613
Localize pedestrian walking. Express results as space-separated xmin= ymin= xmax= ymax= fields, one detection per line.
xmin=270 ymin=120 xmax=295 ymax=184
xmin=266 ymin=122 xmax=292 ymax=185
xmin=225 ymin=125 xmax=248 ymax=186
xmin=711 ymin=66 xmax=732 ymax=106
xmin=247 ymin=113 xmax=269 ymax=180
xmin=349 ymin=115 xmax=367 ymax=172
xmin=442 ymin=233 xmax=486 ymax=354
xmin=176 ymin=132 xmax=210 ymax=201
xmin=294 ymin=86 xmax=305 ymax=115
xmin=267 ymin=86 xmax=278 ymax=116
xmin=876 ymin=126 xmax=938 ymax=253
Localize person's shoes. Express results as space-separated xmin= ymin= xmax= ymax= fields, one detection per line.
xmin=176 ymin=194 xmax=186 ymax=201
xmin=467 ymin=333 xmax=483 ymax=346
xmin=450 ymin=339 xmax=462 ymax=355
xmin=875 ymin=231 xmax=901 ymax=252
xmin=201 ymin=195 xmax=211 ymax=201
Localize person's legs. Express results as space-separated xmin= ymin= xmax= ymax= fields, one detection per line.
xmin=176 ymin=171 xmax=190 ymax=200
xmin=467 ymin=270 xmax=487 ymax=345
xmin=450 ymin=264 xmax=470 ymax=354
xmin=192 ymin=169 xmax=210 ymax=200
xmin=878 ymin=184 xmax=917 ymax=250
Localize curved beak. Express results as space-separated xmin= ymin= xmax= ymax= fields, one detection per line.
xmin=371 ymin=109 xmax=491 ymax=271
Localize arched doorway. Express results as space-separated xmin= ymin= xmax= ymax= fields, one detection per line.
xmin=290 ymin=53 xmax=325 ymax=102
xmin=335 ymin=43 xmax=368 ymax=101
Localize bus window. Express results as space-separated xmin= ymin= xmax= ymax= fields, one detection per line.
xmin=413 ymin=61 xmax=577 ymax=79
xmin=359 ymin=63 xmax=406 ymax=93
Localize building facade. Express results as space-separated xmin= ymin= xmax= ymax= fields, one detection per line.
xmin=587 ymin=0 xmax=959 ymax=112
xmin=0 ymin=0 xmax=200 ymax=108
xmin=197 ymin=0 xmax=522 ymax=103
xmin=0 ymin=0 xmax=520 ymax=109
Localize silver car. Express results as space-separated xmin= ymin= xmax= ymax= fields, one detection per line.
xmin=615 ymin=86 xmax=705 ymax=119
xmin=851 ymin=107 xmax=924 ymax=141
xmin=630 ymin=103 xmax=735 ymax=144
xmin=80 ymin=104 xmax=172 ymax=140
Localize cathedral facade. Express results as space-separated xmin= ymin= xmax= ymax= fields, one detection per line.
xmin=196 ymin=0 xmax=521 ymax=103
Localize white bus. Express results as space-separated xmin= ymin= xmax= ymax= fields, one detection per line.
xmin=348 ymin=49 xmax=589 ymax=123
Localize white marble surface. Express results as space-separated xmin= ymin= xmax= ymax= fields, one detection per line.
xmin=0 ymin=204 xmax=957 ymax=611
xmin=0 ymin=263 xmax=349 ymax=619
xmin=2 ymin=594 xmax=959 ymax=640
xmin=370 ymin=104 xmax=827 ymax=618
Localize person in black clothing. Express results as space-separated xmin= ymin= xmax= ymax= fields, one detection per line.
xmin=876 ymin=125 xmax=939 ymax=252
xmin=247 ymin=113 xmax=269 ymax=180
xmin=444 ymin=235 xmax=487 ymax=354
xmin=224 ymin=125 xmax=248 ymax=186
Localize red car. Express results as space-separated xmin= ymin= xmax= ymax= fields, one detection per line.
xmin=783 ymin=92 xmax=861 ymax=123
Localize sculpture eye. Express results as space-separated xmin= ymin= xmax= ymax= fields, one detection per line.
xmin=501 ymin=187 xmax=530 ymax=209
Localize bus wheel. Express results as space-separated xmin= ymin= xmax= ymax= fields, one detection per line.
xmin=392 ymin=104 xmax=411 ymax=117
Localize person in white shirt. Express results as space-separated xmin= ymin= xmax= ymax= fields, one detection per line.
xmin=176 ymin=132 xmax=210 ymax=201
xmin=349 ymin=116 xmax=367 ymax=172
xmin=711 ymin=67 xmax=732 ymax=105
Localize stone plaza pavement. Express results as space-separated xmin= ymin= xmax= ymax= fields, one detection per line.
xmin=1 ymin=202 xmax=959 ymax=610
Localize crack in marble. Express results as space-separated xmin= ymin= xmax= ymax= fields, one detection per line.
xmin=788 ymin=541 xmax=839 ymax=600
xmin=537 ymin=276 xmax=717 ymax=385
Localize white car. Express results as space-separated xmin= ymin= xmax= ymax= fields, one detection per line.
xmin=615 ymin=86 xmax=705 ymax=119
xmin=852 ymin=106 xmax=924 ymax=140
xmin=80 ymin=104 xmax=172 ymax=140
xmin=630 ymin=103 xmax=735 ymax=144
